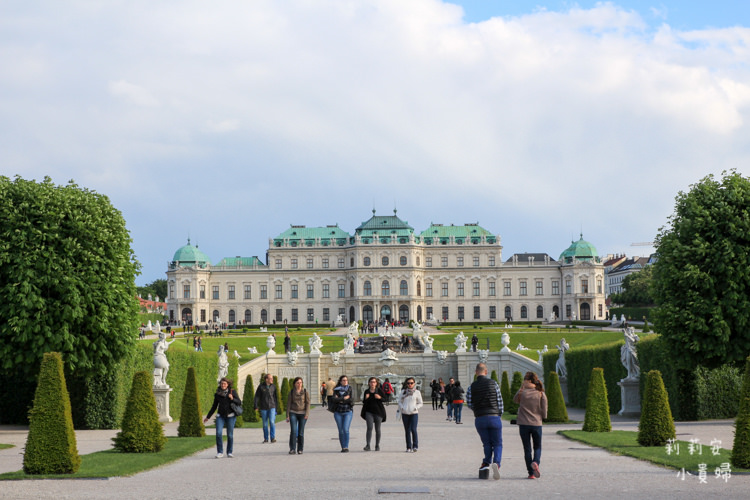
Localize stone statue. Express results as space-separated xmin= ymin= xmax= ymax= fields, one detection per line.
xmin=548 ymin=311 xmax=557 ymax=323
xmin=500 ymin=332 xmax=511 ymax=352
xmin=380 ymin=348 xmax=399 ymax=367
xmin=330 ymin=351 xmax=341 ymax=366
xmin=620 ymin=327 xmax=640 ymax=381
xmin=536 ymin=345 xmax=549 ymax=365
xmin=555 ymin=338 xmax=570 ymax=379
xmin=422 ymin=333 xmax=434 ymax=353
xmin=412 ymin=321 xmax=424 ymax=334
xmin=217 ymin=346 xmax=229 ymax=382
xmin=334 ymin=314 xmax=345 ymax=327
xmin=287 ymin=350 xmax=299 ymax=366
xmin=478 ymin=349 xmax=489 ymax=363
xmin=516 ymin=343 xmax=528 ymax=351
xmin=436 ymin=350 xmax=448 ymax=364
xmin=233 ymin=350 xmax=241 ymax=359
xmin=266 ymin=334 xmax=276 ymax=354
xmin=347 ymin=321 xmax=359 ymax=336
xmin=152 ymin=327 xmax=175 ymax=388
xmin=344 ymin=332 xmax=355 ymax=354
xmin=309 ymin=332 xmax=323 ymax=354
xmin=454 ymin=332 xmax=468 ymax=353
xmin=295 ymin=345 xmax=304 ymax=354
xmin=247 ymin=346 xmax=258 ymax=354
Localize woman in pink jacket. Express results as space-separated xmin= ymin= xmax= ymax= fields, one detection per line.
xmin=513 ymin=372 xmax=548 ymax=479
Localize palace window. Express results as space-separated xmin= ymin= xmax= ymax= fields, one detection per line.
xmin=426 ymin=257 xmax=432 ymax=267
xmin=382 ymin=256 xmax=389 ymax=266
xmin=382 ymin=281 xmax=390 ymax=296
xmin=458 ymin=307 xmax=464 ymax=320
xmin=243 ymin=285 xmax=251 ymax=299
xmin=489 ymin=306 xmax=496 ymax=319
xmin=521 ymin=306 xmax=528 ymax=319
xmin=307 ymin=308 xmax=314 ymax=322
xmin=442 ymin=306 xmax=449 ymax=321
xmin=260 ymin=285 xmax=267 ymax=299
xmin=183 ymin=285 xmax=190 ymax=299
xmin=474 ymin=306 xmax=480 ymax=320
xmin=400 ymin=256 xmax=407 ymax=266
xmin=275 ymin=309 xmax=282 ymax=322
xmin=489 ymin=282 xmax=496 ymax=297
xmin=338 ymin=284 xmax=345 ymax=298
xmin=322 ymin=258 xmax=329 ymax=269
xmin=212 ymin=286 xmax=219 ymax=300
xmin=536 ymin=281 xmax=543 ymax=295
xmin=275 ymin=284 xmax=282 ymax=299
xmin=323 ymin=308 xmax=330 ymax=321
xmin=504 ymin=282 xmax=511 ymax=296
xmin=489 ymin=256 xmax=495 ymax=266
xmin=473 ymin=282 xmax=480 ymax=297
xmin=291 ymin=259 xmax=298 ymax=269
xmin=200 ymin=285 xmax=206 ymax=299
xmin=322 ymin=284 xmax=329 ymax=298
xmin=581 ymin=279 xmax=589 ymax=294
xmin=426 ymin=282 xmax=432 ymax=297
xmin=364 ymin=281 xmax=372 ymax=296
xmin=537 ymin=305 xmax=544 ymax=319
xmin=307 ymin=284 xmax=314 ymax=299
xmin=307 ymin=258 xmax=313 ymax=269
xmin=275 ymin=259 xmax=282 ymax=269
xmin=520 ymin=281 xmax=527 ymax=296
xmin=457 ymin=256 xmax=464 ymax=267
xmin=441 ymin=282 xmax=448 ymax=297
xmin=291 ymin=284 xmax=298 ymax=299
xmin=292 ymin=309 xmax=298 ymax=322
xmin=552 ymin=280 xmax=560 ymax=295
xmin=338 ymin=258 xmax=345 ymax=268
xmin=441 ymin=256 xmax=448 ymax=267
xmin=364 ymin=257 xmax=371 ymax=266
xmin=457 ymin=282 xmax=464 ymax=297
xmin=565 ymin=280 xmax=572 ymax=294
xmin=417 ymin=281 xmax=421 ymax=296
xmin=473 ymin=256 xmax=479 ymax=267
xmin=400 ymin=280 xmax=408 ymax=296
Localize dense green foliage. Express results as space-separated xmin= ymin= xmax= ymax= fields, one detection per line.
xmin=113 ymin=371 xmax=166 ymax=452
xmin=566 ymin=341 xmax=625 ymax=413
xmin=500 ymin=372 xmax=511 ymax=412
xmin=273 ymin=376 xmax=284 ymax=414
xmin=652 ymin=171 xmax=750 ymax=369
xmin=243 ymin=375 xmax=259 ymax=422
xmin=608 ymin=307 xmax=655 ymax=322
xmin=0 ymin=176 xmax=140 ymax=379
xmin=177 ymin=367 xmax=205 ymax=437
xmin=582 ymin=368 xmax=611 ymax=432
xmin=280 ymin=378 xmax=290 ymax=414
xmin=507 ymin=372 xmax=523 ymax=414
xmin=23 ymin=353 xmax=80 ymax=474
xmin=490 ymin=370 xmax=498 ymax=384
xmin=637 ymin=370 xmax=675 ymax=446
xmin=545 ymin=372 xmax=568 ymax=423
xmin=136 ymin=279 xmax=168 ymax=302
xmin=732 ymin=356 xmax=750 ymax=468
xmin=609 ymin=266 xmax=654 ymax=307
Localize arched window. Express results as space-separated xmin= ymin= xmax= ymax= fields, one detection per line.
xmin=364 ymin=257 xmax=371 ymax=266
xmin=364 ymin=281 xmax=372 ymax=296
xmin=580 ymin=302 xmax=591 ymax=320
xmin=521 ymin=306 xmax=528 ymax=319
xmin=504 ymin=306 xmax=512 ymax=320
xmin=400 ymin=280 xmax=408 ymax=296
xmin=261 ymin=309 xmax=268 ymax=323
xmin=363 ymin=305 xmax=373 ymax=322
xmin=417 ymin=281 xmax=421 ymax=296
xmin=536 ymin=305 xmax=544 ymax=319
xmin=382 ymin=256 xmax=389 ymax=266
xmin=382 ymin=280 xmax=390 ymax=296
xmin=213 ymin=310 xmax=220 ymax=322
xmin=400 ymin=256 xmax=407 ymax=266
xmin=244 ymin=309 xmax=252 ymax=323
xmin=228 ymin=310 xmax=235 ymax=323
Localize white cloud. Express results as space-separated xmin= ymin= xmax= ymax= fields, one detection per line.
xmin=108 ymin=80 xmax=159 ymax=107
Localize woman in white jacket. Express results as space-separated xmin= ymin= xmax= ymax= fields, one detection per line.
xmin=398 ymin=377 xmax=423 ymax=452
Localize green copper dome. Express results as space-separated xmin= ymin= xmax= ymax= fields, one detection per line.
xmin=559 ymin=235 xmax=598 ymax=262
xmin=172 ymin=239 xmax=212 ymax=266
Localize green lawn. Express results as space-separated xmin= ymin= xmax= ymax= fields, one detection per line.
xmin=0 ymin=436 xmax=216 ymax=480
xmin=0 ymin=444 xmax=13 ymax=450
xmin=560 ymin=430 xmax=748 ymax=473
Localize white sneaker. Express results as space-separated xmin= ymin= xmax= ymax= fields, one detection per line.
xmin=491 ymin=462 xmax=500 ymax=480
xmin=216 ymin=453 xmax=223 ymax=458
xmin=227 ymin=453 xmax=234 ymax=458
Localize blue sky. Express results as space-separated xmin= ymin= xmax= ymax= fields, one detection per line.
xmin=2 ymin=1 xmax=749 ymax=285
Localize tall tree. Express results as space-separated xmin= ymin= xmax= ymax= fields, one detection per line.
xmin=616 ymin=266 xmax=655 ymax=307
xmin=0 ymin=176 xmax=140 ymax=378
xmin=652 ymin=171 xmax=750 ymax=369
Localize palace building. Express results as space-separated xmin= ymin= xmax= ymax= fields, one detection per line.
xmin=165 ymin=210 xmax=605 ymax=326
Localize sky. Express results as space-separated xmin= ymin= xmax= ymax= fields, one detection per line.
xmin=2 ymin=1 xmax=748 ymax=286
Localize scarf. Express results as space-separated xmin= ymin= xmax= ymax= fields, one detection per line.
xmin=403 ymin=388 xmax=415 ymax=397
xmin=217 ymin=388 xmax=229 ymax=398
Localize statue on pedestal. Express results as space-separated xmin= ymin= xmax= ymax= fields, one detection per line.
xmin=309 ymin=332 xmax=323 ymax=354
xmin=620 ymin=327 xmax=640 ymax=381
xmin=217 ymin=346 xmax=229 ymax=383
xmin=555 ymin=338 xmax=570 ymax=379
xmin=153 ymin=325 xmax=175 ymax=388
xmin=266 ymin=334 xmax=276 ymax=354
xmin=454 ymin=332 xmax=468 ymax=353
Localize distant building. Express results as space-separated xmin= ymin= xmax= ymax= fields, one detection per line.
xmin=137 ymin=294 xmax=166 ymax=314
xmin=606 ymin=255 xmax=654 ymax=296
xmin=165 ymin=211 xmax=606 ymax=325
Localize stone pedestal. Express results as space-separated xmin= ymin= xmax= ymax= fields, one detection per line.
xmin=617 ymin=378 xmax=641 ymax=417
xmin=153 ymin=386 xmax=173 ymax=423
xmin=559 ymin=376 xmax=569 ymax=405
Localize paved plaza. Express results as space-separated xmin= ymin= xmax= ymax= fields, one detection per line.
xmin=0 ymin=404 xmax=745 ymax=499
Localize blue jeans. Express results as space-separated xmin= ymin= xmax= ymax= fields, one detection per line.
xmin=260 ymin=408 xmax=276 ymax=440
xmin=446 ymin=402 xmax=453 ymax=418
xmin=289 ymin=413 xmax=307 ymax=451
xmin=334 ymin=410 xmax=352 ymax=449
xmin=215 ymin=415 xmax=236 ymax=454
xmin=453 ymin=403 xmax=463 ymax=423
xmin=401 ymin=413 xmax=419 ymax=450
xmin=475 ymin=415 xmax=503 ymax=466
xmin=519 ymin=425 xmax=542 ymax=475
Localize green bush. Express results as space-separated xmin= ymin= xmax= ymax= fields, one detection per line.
xmin=490 ymin=370 xmax=498 ymax=384
xmin=177 ymin=367 xmax=205 ymax=437
xmin=694 ymin=365 xmax=742 ymax=420
xmin=566 ymin=341 xmax=625 ymax=414
xmin=609 ymin=307 xmax=654 ymax=321
xmin=507 ymin=372 xmax=523 ymax=414
xmin=243 ymin=375 xmax=259 ymax=422
xmin=23 ymin=352 xmax=81 ymax=474
xmin=274 ymin=375 xmax=284 ymax=414
xmin=281 ymin=378 xmax=290 ymax=414
xmin=500 ymin=372 xmax=511 ymax=412
xmin=582 ymin=368 xmax=611 ymax=432
xmin=732 ymin=356 xmax=750 ymax=468
xmin=637 ymin=370 xmax=675 ymax=446
xmin=545 ymin=372 xmax=568 ymax=423
xmin=113 ymin=371 xmax=167 ymax=452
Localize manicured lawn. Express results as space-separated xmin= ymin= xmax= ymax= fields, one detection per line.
xmin=560 ymin=430 xmax=749 ymax=473
xmin=0 ymin=436 xmax=216 ymax=480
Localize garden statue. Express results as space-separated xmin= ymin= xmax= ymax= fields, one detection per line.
xmin=309 ymin=332 xmax=323 ymax=354
xmin=344 ymin=331 xmax=355 ymax=354
xmin=266 ymin=333 xmax=276 ymax=354
xmin=152 ymin=326 xmax=175 ymax=388
xmin=500 ymin=332 xmax=511 ymax=352
xmin=422 ymin=333 xmax=434 ymax=353
xmin=454 ymin=332 xmax=468 ymax=353
xmin=436 ymin=350 xmax=448 ymax=364
xmin=217 ymin=346 xmax=229 ymax=382
xmin=555 ymin=338 xmax=570 ymax=379
xmin=287 ymin=350 xmax=299 ymax=366
xmin=330 ymin=351 xmax=341 ymax=366
xmin=620 ymin=327 xmax=640 ymax=381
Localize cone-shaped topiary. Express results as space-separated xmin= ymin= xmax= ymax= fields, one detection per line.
xmin=731 ymin=356 xmax=750 ymax=468
xmin=177 ymin=367 xmax=205 ymax=437
xmin=23 ymin=352 xmax=81 ymax=474
xmin=507 ymin=372 xmax=523 ymax=414
xmin=491 ymin=370 xmax=499 ymax=384
xmin=280 ymin=378 xmax=290 ymax=415
xmin=113 ymin=371 xmax=167 ymax=452
xmin=582 ymin=367 xmax=611 ymax=432
xmin=637 ymin=370 xmax=675 ymax=446
xmin=501 ymin=371 xmax=511 ymax=413
xmin=274 ymin=375 xmax=284 ymax=414
xmin=545 ymin=371 xmax=568 ymax=423
xmin=243 ymin=375 xmax=259 ymax=422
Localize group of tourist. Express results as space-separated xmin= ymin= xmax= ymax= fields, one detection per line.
xmin=204 ymin=364 xmax=547 ymax=479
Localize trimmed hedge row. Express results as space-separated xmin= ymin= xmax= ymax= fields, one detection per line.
xmin=609 ymin=307 xmax=654 ymax=321
xmin=565 ymin=341 xmax=625 ymax=413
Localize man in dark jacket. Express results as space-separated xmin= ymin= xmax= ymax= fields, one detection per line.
xmin=467 ymin=363 xmax=503 ymax=479
xmin=254 ymin=374 xmax=279 ymax=443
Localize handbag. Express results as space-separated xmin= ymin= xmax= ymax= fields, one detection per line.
xmin=230 ymin=392 xmax=243 ymax=416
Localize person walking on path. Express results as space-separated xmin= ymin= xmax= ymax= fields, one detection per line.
xmin=254 ymin=373 xmax=279 ymax=443
xmin=467 ymin=362 xmax=503 ymax=480
xmin=382 ymin=378 xmax=394 ymax=405
xmin=471 ymin=333 xmax=479 ymax=352
xmin=286 ymin=377 xmax=310 ymax=454
xmin=451 ymin=380 xmax=465 ymax=424
xmin=320 ymin=381 xmax=328 ymax=409
xmin=204 ymin=377 xmax=241 ymax=458
xmin=430 ymin=379 xmax=440 ymax=410
xmin=445 ymin=377 xmax=455 ymax=421
xmin=513 ymin=371 xmax=547 ymax=479
xmin=438 ymin=378 xmax=446 ymax=409
xmin=398 ymin=377 xmax=423 ymax=452
xmin=284 ymin=332 xmax=291 ymax=353
xmin=361 ymin=377 xmax=387 ymax=451
xmin=330 ymin=375 xmax=354 ymax=452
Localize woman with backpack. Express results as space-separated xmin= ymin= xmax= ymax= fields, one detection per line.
xmin=382 ymin=378 xmax=394 ymax=405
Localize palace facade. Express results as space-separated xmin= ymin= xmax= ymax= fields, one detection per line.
xmin=165 ymin=211 xmax=606 ymax=326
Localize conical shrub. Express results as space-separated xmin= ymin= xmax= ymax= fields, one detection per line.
xmin=23 ymin=352 xmax=81 ymax=474
xmin=500 ymin=371 xmax=511 ymax=413
xmin=281 ymin=378 xmax=290 ymax=414
xmin=545 ymin=371 xmax=568 ymax=423
xmin=582 ymin=367 xmax=611 ymax=432
xmin=731 ymin=356 xmax=750 ymax=468
xmin=637 ymin=370 xmax=675 ymax=446
xmin=113 ymin=371 xmax=167 ymax=452
xmin=490 ymin=370 xmax=499 ymax=384
xmin=274 ymin=375 xmax=284 ymax=414
xmin=177 ymin=367 xmax=205 ymax=437
xmin=507 ymin=372 xmax=523 ymax=414
xmin=243 ymin=375 xmax=259 ymax=422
